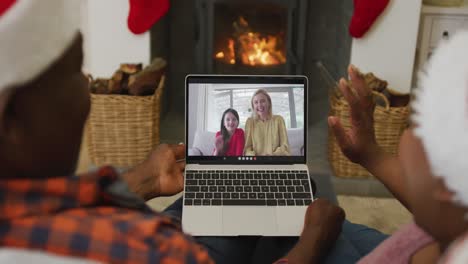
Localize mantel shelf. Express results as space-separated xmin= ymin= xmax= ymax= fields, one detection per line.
xmin=422 ymin=0 xmax=468 ymax=15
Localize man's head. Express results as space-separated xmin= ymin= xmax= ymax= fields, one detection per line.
xmin=0 ymin=0 xmax=88 ymax=178
xmin=402 ymin=31 xmax=468 ymax=248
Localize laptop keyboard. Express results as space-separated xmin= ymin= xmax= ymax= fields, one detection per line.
xmin=184 ymin=170 xmax=313 ymax=206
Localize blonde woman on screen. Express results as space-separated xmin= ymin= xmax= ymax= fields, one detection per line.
xmin=244 ymin=89 xmax=290 ymax=156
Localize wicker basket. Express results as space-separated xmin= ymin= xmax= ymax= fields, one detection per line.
xmin=328 ymin=90 xmax=410 ymax=178
xmin=86 ymin=76 xmax=165 ymax=168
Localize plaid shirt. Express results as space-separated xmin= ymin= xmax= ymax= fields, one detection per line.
xmin=0 ymin=167 xmax=213 ymax=264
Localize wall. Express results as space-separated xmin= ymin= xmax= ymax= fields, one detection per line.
xmin=350 ymin=0 xmax=422 ymax=93
xmin=80 ymin=0 xmax=150 ymax=77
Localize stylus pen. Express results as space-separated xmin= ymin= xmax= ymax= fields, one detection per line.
xmin=176 ymin=158 xmax=186 ymax=163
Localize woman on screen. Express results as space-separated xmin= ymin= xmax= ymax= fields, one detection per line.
xmin=244 ymin=89 xmax=290 ymax=156
xmin=213 ymin=108 xmax=245 ymax=156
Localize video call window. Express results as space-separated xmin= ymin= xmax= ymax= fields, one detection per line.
xmin=207 ymin=87 xmax=304 ymax=132
xmin=188 ymin=83 xmax=305 ymax=158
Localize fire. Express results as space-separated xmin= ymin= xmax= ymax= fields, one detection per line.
xmin=214 ymin=17 xmax=286 ymax=66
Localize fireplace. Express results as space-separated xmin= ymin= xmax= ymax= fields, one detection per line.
xmin=195 ymin=0 xmax=308 ymax=74
xmin=151 ymin=0 xmax=352 ymax=121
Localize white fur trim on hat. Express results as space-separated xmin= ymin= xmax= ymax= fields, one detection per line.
xmin=413 ymin=31 xmax=468 ymax=208
xmin=440 ymin=232 xmax=468 ymax=264
xmin=0 ymin=0 xmax=80 ymax=90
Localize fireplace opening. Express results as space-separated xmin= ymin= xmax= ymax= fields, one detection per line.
xmin=213 ymin=3 xmax=287 ymax=71
xmin=195 ymin=0 xmax=307 ymax=75
xmin=214 ymin=16 xmax=286 ymax=66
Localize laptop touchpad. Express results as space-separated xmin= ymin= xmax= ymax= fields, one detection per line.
xmin=222 ymin=207 xmax=277 ymax=235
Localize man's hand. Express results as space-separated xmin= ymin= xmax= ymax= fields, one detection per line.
xmin=284 ymin=199 xmax=345 ymax=264
xmin=328 ymin=64 xmax=382 ymax=167
xmin=122 ymin=144 xmax=186 ymax=201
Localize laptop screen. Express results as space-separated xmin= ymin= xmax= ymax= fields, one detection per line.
xmin=186 ymin=75 xmax=307 ymax=164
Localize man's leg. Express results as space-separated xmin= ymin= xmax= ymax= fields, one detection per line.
xmin=245 ymin=219 xmax=388 ymax=264
xmin=322 ymin=220 xmax=389 ymax=264
xmin=340 ymin=220 xmax=389 ymax=256
xmin=163 ymin=201 xmax=388 ymax=264
xmin=250 ymin=237 xmax=298 ymax=264
xmin=161 ymin=196 xmax=183 ymax=219
xmin=162 ymin=197 xmax=259 ymax=264
xmin=195 ymin=236 xmax=258 ymax=264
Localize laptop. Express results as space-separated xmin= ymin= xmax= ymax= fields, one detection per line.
xmin=182 ymin=75 xmax=313 ymax=236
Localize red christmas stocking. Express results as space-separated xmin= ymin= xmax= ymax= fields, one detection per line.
xmin=349 ymin=0 xmax=390 ymax=38
xmin=127 ymin=0 xmax=170 ymax=34
xmin=0 ymin=0 xmax=16 ymax=17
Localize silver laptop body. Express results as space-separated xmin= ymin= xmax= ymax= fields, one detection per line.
xmin=182 ymin=75 xmax=313 ymax=236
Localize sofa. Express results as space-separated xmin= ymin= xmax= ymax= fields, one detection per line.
xmin=188 ymin=128 xmax=304 ymax=156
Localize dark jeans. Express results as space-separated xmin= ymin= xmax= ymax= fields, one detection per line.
xmin=322 ymin=221 xmax=389 ymax=264
xmin=163 ymin=198 xmax=296 ymax=264
xmin=163 ymin=198 xmax=388 ymax=264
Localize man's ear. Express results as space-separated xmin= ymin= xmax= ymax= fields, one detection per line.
xmin=433 ymin=178 xmax=455 ymax=203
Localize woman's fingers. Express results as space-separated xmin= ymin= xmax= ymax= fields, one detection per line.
xmin=339 ymin=78 xmax=358 ymax=108
xmin=348 ymin=65 xmax=374 ymax=110
xmin=339 ymin=78 xmax=363 ymax=123
xmin=328 ymin=116 xmax=351 ymax=150
xmin=348 ymin=65 xmax=367 ymax=98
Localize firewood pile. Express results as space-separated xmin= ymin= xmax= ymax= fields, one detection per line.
xmin=89 ymin=58 xmax=166 ymax=96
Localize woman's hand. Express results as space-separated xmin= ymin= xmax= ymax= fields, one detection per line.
xmin=122 ymin=144 xmax=186 ymax=200
xmin=328 ymin=65 xmax=381 ymax=167
xmin=329 ymin=66 xmax=412 ymax=209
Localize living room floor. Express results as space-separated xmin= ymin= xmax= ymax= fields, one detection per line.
xmin=78 ymin=107 xmax=412 ymax=235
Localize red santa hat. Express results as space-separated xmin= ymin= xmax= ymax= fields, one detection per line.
xmin=0 ymin=0 xmax=80 ymax=90
xmin=413 ymin=31 xmax=468 ymax=209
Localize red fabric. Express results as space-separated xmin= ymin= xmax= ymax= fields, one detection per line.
xmin=0 ymin=0 xmax=16 ymax=17
xmin=349 ymin=0 xmax=390 ymax=38
xmin=127 ymin=0 xmax=170 ymax=34
xmin=215 ymin=128 xmax=245 ymax=156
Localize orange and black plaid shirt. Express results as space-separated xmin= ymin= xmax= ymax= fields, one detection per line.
xmin=0 ymin=167 xmax=213 ymax=264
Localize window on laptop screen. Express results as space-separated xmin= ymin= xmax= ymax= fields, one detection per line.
xmin=186 ymin=76 xmax=307 ymax=164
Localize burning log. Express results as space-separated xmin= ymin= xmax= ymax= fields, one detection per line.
xmin=215 ymin=16 xmax=286 ymax=66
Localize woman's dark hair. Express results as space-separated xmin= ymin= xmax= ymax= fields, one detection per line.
xmin=219 ymin=108 xmax=240 ymax=155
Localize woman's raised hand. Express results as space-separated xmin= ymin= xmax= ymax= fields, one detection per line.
xmin=328 ymin=65 xmax=380 ymax=166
